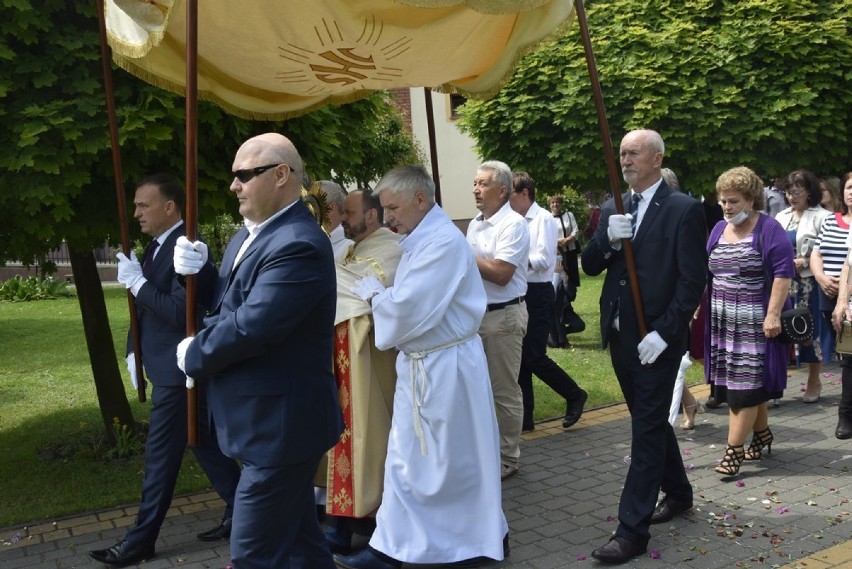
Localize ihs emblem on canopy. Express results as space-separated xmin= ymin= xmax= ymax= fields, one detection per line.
xmin=277 ymin=17 xmax=407 ymax=94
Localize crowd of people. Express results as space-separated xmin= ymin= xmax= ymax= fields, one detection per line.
xmin=86 ymin=129 xmax=850 ymax=568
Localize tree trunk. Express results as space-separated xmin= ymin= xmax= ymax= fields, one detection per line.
xmin=68 ymin=245 xmax=134 ymax=444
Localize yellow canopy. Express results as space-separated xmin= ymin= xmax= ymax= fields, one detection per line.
xmin=106 ymin=0 xmax=574 ymax=119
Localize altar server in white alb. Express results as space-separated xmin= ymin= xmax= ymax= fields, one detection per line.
xmin=334 ymin=165 xmax=509 ymax=569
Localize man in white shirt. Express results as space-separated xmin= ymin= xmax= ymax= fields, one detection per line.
xmin=510 ymin=172 xmax=588 ymax=432
xmin=466 ymin=160 xmax=530 ymax=480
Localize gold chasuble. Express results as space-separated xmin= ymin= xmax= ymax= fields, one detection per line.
xmin=324 ymin=228 xmax=402 ymax=518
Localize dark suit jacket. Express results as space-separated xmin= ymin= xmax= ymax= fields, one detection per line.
xmin=185 ymin=200 xmax=344 ymax=468
xmin=131 ymin=222 xmax=194 ymax=387
xmin=581 ymin=182 xmax=707 ymax=358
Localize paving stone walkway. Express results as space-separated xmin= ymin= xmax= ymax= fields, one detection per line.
xmin=2 ymin=364 xmax=850 ymax=568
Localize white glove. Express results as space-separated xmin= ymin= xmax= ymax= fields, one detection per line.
xmin=116 ymin=251 xmax=147 ymax=296
xmin=176 ymin=336 xmax=194 ymax=373
xmin=174 ymin=236 xmax=209 ymax=275
xmin=607 ymin=213 xmax=633 ymax=244
xmin=637 ymin=331 xmax=668 ymax=365
xmin=125 ymin=352 xmax=140 ymax=390
xmin=351 ymin=275 xmax=385 ymax=301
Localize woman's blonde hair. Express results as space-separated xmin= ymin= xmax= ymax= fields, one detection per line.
xmin=715 ymin=166 xmax=765 ymax=211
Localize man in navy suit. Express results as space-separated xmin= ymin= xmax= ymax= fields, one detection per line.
xmin=174 ymin=133 xmax=344 ymax=569
xmin=89 ymin=174 xmax=241 ymax=566
xmin=581 ymin=130 xmax=706 ymax=564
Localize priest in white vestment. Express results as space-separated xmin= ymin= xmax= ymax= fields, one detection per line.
xmin=334 ymin=165 xmax=508 ymax=569
xmin=323 ymin=190 xmax=402 ymax=553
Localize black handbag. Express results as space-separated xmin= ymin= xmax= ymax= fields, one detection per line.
xmin=776 ymin=307 xmax=814 ymax=344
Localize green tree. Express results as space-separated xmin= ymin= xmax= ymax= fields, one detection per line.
xmin=0 ymin=1 xmax=421 ymax=440
xmin=459 ymin=0 xmax=851 ymax=198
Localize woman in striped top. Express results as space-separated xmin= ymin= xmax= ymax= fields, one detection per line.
xmin=810 ymin=177 xmax=852 ymax=373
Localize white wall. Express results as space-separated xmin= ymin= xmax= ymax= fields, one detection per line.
xmin=408 ymin=88 xmax=481 ymax=222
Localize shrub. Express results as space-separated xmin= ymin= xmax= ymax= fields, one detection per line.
xmin=0 ymin=275 xmax=75 ymax=302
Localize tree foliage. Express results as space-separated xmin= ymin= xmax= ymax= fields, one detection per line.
xmin=459 ymin=0 xmax=851 ymax=197
xmin=0 ymin=1 xmax=422 ymax=267
xmin=0 ymin=1 xmax=421 ymax=436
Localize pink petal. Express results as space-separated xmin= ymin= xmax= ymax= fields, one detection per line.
xmin=736 ymin=480 xmax=745 ymax=487
xmin=577 ymin=553 xmax=587 ymax=561
xmin=649 ymin=550 xmax=661 ymax=559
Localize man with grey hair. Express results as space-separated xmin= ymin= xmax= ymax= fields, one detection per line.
xmin=583 ymin=129 xmax=706 ymax=564
xmin=319 ymin=180 xmax=354 ymax=261
xmin=466 ymin=160 xmax=530 ymax=480
xmin=335 ymin=165 xmax=508 ymax=568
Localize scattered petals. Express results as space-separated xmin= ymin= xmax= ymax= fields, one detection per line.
xmin=10 ymin=532 xmax=21 ymax=543
xmin=682 ymin=449 xmax=693 ymax=457
xmin=776 ymin=506 xmax=790 ymax=515
xmin=684 ymin=463 xmax=695 ymax=471
xmin=736 ymin=480 xmax=745 ymax=487
xmin=606 ymin=515 xmax=617 ymax=522
xmin=649 ymin=550 xmax=661 ymax=559
xmin=623 ymin=455 xmax=631 ymax=464
xmin=577 ymin=553 xmax=587 ymax=561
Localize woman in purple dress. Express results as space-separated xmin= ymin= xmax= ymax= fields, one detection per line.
xmin=705 ymin=167 xmax=795 ymax=476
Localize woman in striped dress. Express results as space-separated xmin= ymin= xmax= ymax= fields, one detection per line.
xmin=705 ymin=167 xmax=794 ymax=476
xmin=810 ymin=179 xmax=852 ymax=376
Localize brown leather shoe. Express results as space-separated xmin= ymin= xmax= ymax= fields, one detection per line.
xmin=650 ymin=496 xmax=693 ymax=524
xmin=591 ymin=536 xmax=646 ymax=564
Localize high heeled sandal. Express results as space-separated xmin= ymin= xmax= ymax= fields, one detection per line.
xmin=679 ymin=402 xmax=704 ymax=430
xmin=743 ymin=427 xmax=773 ymax=460
xmin=714 ymin=444 xmax=745 ymax=476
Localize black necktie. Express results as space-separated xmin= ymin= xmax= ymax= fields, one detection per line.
xmin=143 ymin=240 xmax=160 ymax=270
xmin=630 ymin=193 xmax=642 ymax=237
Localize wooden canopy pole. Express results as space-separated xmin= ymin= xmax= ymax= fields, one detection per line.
xmin=423 ymin=88 xmax=442 ymax=205
xmin=184 ymin=0 xmax=199 ymax=447
xmin=573 ymin=0 xmax=648 ymax=337
xmin=95 ymin=0 xmax=146 ymax=403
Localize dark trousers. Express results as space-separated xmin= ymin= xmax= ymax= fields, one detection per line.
xmin=840 ymin=356 xmax=852 ymax=418
xmin=609 ymin=331 xmax=692 ymax=546
xmin=232 ymin=458 xmax=334 ymax=569
xmin=126 ymin=384 xmax=241 ymax=547
xmin=519 ymin=282 xmax=585 ymax=426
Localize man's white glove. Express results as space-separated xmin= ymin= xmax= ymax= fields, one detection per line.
xmin=174 ymin=236 xmax=209 ymax=275
xmin=607 ymin=213 xmax=633 ymax=244
xmin=116 ymin=251 xmax=147 ymax=296
xmin=125 ymin=352 xmax=140 ymax=390
xmin=176 ymin=336 xmax=193 ymax=373
xmin=351 ymin=275 xmax=385 ymax=301
xmin=637 ymin=331 xmax=668 ymax=365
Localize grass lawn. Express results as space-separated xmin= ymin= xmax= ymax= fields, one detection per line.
xmin=0 ymin=275 xmax=704 ymax=528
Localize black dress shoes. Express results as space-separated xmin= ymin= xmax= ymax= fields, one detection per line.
xmin=563 ymin=390 xmax=588 ymax=429
xmin=837 ymin=415 xmax=852 ymax=440
xmin=88 ymin=539 xmax=155 ymax=566
xmin=591 ymin=536 xmax=646 ymax=564
xmin=650 ymin=496 xmax=693 ymax=524
xmin=334 ymin=547 xmax=402 ymax=569
xmin=197 ymin=517 xmax=232 ymax=541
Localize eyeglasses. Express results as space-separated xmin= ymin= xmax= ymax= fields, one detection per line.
xmin=785 ymin=189 xmax=803 ymax=198
xmin=232 ymin=163 xmax=291 ymax=184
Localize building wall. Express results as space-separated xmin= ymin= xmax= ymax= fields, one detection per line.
xmin=408 ymin=88 xmax=481 ymax=224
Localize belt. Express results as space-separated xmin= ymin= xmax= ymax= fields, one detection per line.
xmin=486 ymin=296 xmax=525 ymax=312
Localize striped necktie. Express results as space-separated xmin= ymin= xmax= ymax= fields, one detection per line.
xmin=630 ymin=193 xmax=642 ymax=237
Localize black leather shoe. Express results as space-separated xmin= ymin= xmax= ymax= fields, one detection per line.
xmin=650 ymin=496 xmax=693 ymax=524
xmin=88 ymin=539 xmax=155 ymax=566
xmin=334 ymin=547 xmax=402 ymax=569
xmin=563 ymin=390 xmax=588 ymax=429
xmin=197 ymin=517 xmax=232 ymax=541
xmin=591 ymin=536 xmax=646 ymax=564
xmin=837 ymin=415 xmax=852 ymax=440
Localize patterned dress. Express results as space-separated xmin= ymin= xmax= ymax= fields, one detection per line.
xmin=708 ymin=233 xmax=769 ymax=408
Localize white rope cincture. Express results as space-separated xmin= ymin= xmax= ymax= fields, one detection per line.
xmin=404 ymin=333 xmax=476 ymax=456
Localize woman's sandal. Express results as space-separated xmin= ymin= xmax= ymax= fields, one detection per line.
xmin=679 ymin=402 xmax=704 ymax=430
xmin=743 ymin=427 xmax=773 ymax=461
xmin=714 ymin=444 xmax=745 ymax=476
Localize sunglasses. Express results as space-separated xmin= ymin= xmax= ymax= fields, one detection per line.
xmin=232 ymin=163 xmax=292 ymax=184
